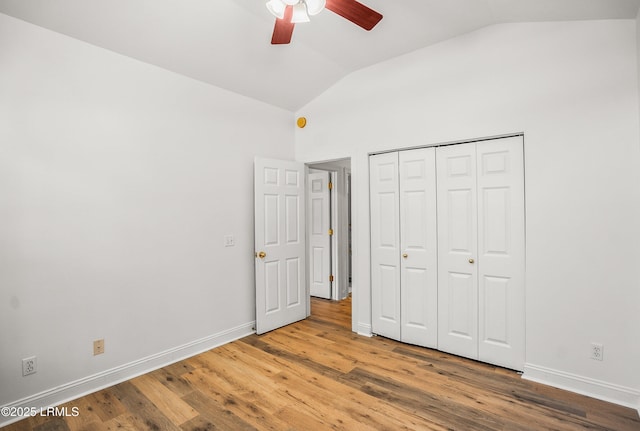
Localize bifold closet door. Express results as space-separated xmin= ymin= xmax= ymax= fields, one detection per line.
xmin=370 ymin=149 xmax=437 ymax=347
xmin=437 ymin=137 xmax=525 ymax=371
xmin=398 ymin=149 xmax=437 ymax=347
xmin=436 ymin=143 xmax=479 ymax=359
xmin=476 ymin=137 xmax=525 ymax=371
xmin=370 ymin=152 xmax=401 ymax=340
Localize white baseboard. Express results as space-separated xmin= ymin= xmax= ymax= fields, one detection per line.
xmin=356 ymin=322 xmax=372 ymax=337
xmin=1 ymin=321 xmax=255 ymax=428
xmin=523 ymin=363 xmax=640 ymax=413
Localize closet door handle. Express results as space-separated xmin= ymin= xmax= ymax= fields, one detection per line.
xmin=469 ymin=258 xmax=475 ymax=264
xmin=402 ymin=254 xmax=408 ymax=258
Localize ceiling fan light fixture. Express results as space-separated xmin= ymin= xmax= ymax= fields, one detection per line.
xmin=304 ymin=0 xmax=326 ymax=16
xmin=266 ymin=0 xmax=287 ymax=19
xmin=291 ymin=2 xmax=310 ymax=23
xmin=269 ymin=0 xmax=382 ymax=44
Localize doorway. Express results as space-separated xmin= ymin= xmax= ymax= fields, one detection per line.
xmin=253 ymin=157 xmax=352 ymax=334
xmin=306 ymin=158 xmax=352 ymax=304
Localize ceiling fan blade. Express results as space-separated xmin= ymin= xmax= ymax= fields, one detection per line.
xmin=325 ymin=0 xmax=382 ymax=31
xmin=271 ymin=5 xmax=295 ymax=44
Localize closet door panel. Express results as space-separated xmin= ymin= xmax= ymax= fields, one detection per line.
xmin=477 ymin=136 xmax=525 ymax=371
xmin=370 ymin=153 xmax=401 ymax=340
xmin=437 ymin=144 xmax=479 ymax=360
xmin=447 ymin=271 xmax=475 ymax=339
xmin=399 ymin=148 xmax=438 ymax=347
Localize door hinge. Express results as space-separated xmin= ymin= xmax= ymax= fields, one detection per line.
xmin=329 ymin=275 xmax=334 ymax=282
xmin=328 ymin=181 xmax=333 ymax=190
xmin=328 ymin=228 xmax=334 ymax=236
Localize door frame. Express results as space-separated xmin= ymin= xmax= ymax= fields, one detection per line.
xmin=306 ymin=159 xmax=352 ymax=301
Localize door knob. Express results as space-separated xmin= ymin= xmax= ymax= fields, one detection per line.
xmin=402 ymin=253 xmax=408 ymax=258
xmin=257 ymin=251 xmax=266 ymax=259
xmin=469 ymin=258 xmax=475 ymax=264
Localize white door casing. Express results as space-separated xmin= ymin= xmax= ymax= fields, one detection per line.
xmin=437 ymin=143 xmax=480 ymax=359
xmin=329 ymin=172 xmax=342 ymax=300
xmin=254 ymin=158 xmax=307 ymax=335
xmin=399 ymin=148 xmax=438 ymax=348
xmin=308 ymin=171 xmax=332 ymax=299
xmin=370 ymin=152 xmax=401 ymax=340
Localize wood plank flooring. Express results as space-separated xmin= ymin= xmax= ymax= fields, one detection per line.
xmin=4 ymin=296 xmax=639 ymax=430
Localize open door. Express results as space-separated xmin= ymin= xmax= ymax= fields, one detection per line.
xmin=254 ymin=157 xmax=307 ymax=334
xmin=308 ymin=171 xmax=332 ymax=299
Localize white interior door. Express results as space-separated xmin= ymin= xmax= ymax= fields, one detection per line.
xmin=399 ymin=148 xmax=438 ymax=348
xmin=370 ymin=152 xmax=401 ymax=340
xmin=476 ymin=136 xmax=525 ymax=370
xmin=308 ymin=171 xmax=332 ymax=299
xmin=437 ymin=143 xmax=479 ymax=359
xmin=254 ymin=157 xmax=307 ymax=335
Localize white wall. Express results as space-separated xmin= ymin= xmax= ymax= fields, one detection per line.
xmin=636 ymin=9 xmax=640 ymax=412
xmin=0 ymin=13 xmax=294 ymax=417
xmin=638 ymin=8 xmax=640 ymax=149
xmin=295 ymin=20 xmax=640 ymax=409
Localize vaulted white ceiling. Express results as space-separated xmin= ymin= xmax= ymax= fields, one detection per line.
xmin=1 ymin=0 xmax=638 ymax=111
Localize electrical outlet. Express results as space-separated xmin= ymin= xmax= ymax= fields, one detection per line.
xmin=93 ymin=339 xmax=105 ymax=356
xmin=22 ymin=356 xmax=37 ymax=376
xmin=224 ymin=235 xmax=235 ymax=247
xmin=591 ymin=342 xmax=603 ymax=361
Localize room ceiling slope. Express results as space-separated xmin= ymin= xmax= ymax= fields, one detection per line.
xmin=0 ymin=0 xmax=638 ymax=111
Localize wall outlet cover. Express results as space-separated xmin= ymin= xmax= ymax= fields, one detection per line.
xmin=93 ymin=339 xmax=105 ymax=355
xmin=22 ymin=356 xmax=37 ymax=376
xmin=590 ymin=342 xmax=604 ymax=361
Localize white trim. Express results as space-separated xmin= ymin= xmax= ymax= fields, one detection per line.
xmin=357 ymin=323 xmax=372 ymax=337
xmin=329 ymin=170 xmax=340 ymax=300
xmin=523 ymin=363 xmax=640 ymax=412
xmin=0 ymin=322 xmax=255 ymax=427
xmin=368 ymin=133 xmax=525 ymax=156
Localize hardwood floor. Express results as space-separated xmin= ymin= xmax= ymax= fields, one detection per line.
xmin=4 ymin=296 xmax=639 ymax=431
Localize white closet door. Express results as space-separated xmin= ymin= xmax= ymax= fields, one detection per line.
xmin=437 ymin=144 xmax=479 ymax=359
xmin=399 ymin=148 xmax=438 ymax=347
xmin=370 ymin=152 xmax=401 ymax=340
xmin=477 ymin=136 xmax=525 ymax=370
xmin=308 ymin=171 xmax=332 ymax=299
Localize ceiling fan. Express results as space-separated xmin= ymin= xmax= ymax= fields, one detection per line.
xmin=265 ymin=0 xmax=383 ymax=45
